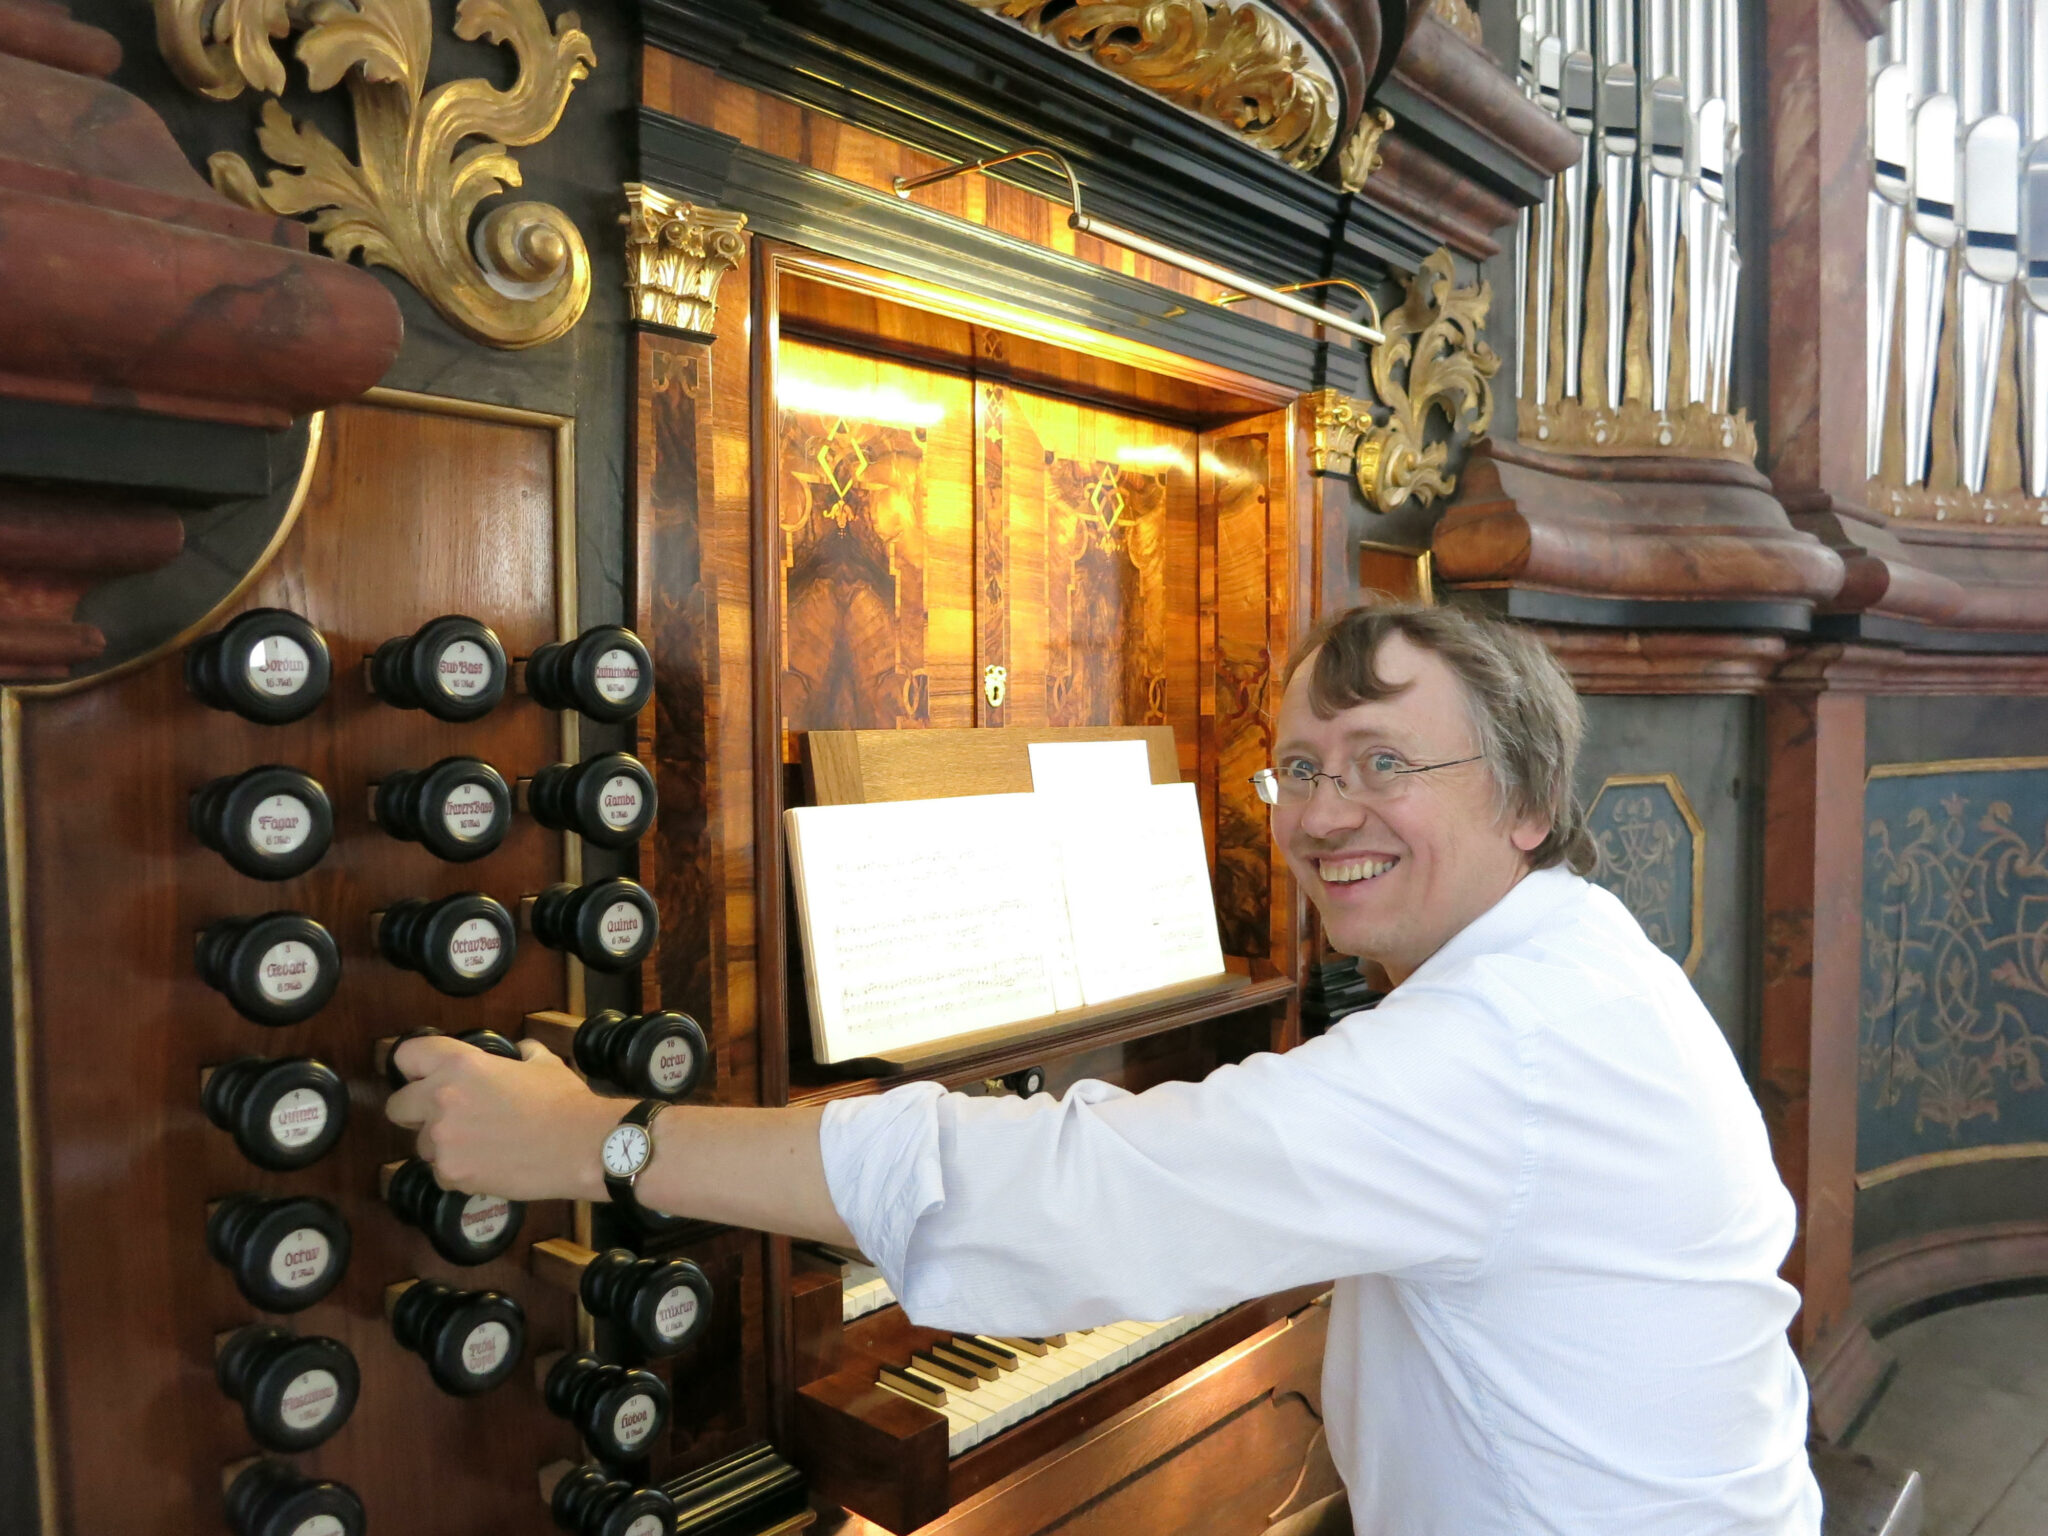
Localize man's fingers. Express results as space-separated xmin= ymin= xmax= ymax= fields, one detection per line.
xmin=386 ymin=1078 xmax=433 ymax=1129
xmin=390 ymin=1031 xmax=466 ymax=1082
xmin=415 ymin=1123 xmax=439 ymax=1168
xmin=517 ymin=1037 xmax=550 ymax=1062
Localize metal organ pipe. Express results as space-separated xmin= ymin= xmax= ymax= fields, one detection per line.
xmin=1515 ymin=0 xmax=1746 ymax=425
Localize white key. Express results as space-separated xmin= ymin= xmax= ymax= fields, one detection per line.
xmin=905 ymin=1366 xmax=996 ymax=1451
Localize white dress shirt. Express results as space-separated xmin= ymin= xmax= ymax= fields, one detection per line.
xmin=820 ymin=867 xmax=1822 ymax=1535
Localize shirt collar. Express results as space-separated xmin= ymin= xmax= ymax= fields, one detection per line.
xmin=1396 ymin=865 xmax=1585 ymax=989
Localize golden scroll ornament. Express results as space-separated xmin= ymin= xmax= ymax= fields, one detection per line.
xmin=959 ymin=0 xmax=1338 ymax=171
xmin=155 ymin=0 xmax=595 ymax=351
xmin=1426 ymin=0 xmax=1485 ymax=48
xmin=622 ymin=185 xmax=749 ymax=335
xmin=1303 ymin=251 xmax=1498 ymax=513
xmin=1356 ymin=249 xmax=1499 ymax=513
xmin=1337 ymin=106 xmax=1395 ymax=195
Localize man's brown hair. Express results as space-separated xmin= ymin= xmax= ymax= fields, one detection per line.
xmin=1282 ymin=600 xmax=1597 ymax=875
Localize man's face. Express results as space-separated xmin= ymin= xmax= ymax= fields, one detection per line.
xmin=1272 ymin=634 xmax=1548 ymax=983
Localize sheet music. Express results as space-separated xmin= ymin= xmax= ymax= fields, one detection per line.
xmin=1028 ymin=738 xmax=1151 ymax=796
xmin=786 ymin=795 xmax=1070 ymax=1063
xmin=1051 ymin=783 xmax=1227 ymax=1005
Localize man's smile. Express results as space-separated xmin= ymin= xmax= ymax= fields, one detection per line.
xmin=1315 ymin=853 xmax=1402 ymax=886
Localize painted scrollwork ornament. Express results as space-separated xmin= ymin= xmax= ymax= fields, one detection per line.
xmin=155 ymin=0 xmax=595 ymax=350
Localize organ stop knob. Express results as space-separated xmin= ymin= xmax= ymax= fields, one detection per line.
xmin=525 ymin=752 xmax=658 ymax=848
xmin=376 ymin=891 xmax=517 ymax=995
xmin=187 ymin=609 xmax=331 ymax=725
xmin=522 ymin=625 xmax=654 ymax=723
xmin=191 ymin=766 xmax=334 ymax=880
xmin=528 ymin=877 xmax=658 ymax=972
xmin=367 ymin=614 xmax=507 ymax=722
xmin=581 ymin=1249 xmax=713 ymax=1358
xmin=385 ymin=1156 xmax=525 ymax=1266
xmin=372 ymin=756 xmax=512 ymax=861
xmin=382 ymin=1026 xmax=523 ymax=1090
xmin=224 ymin=1458 xmax=366 ymax=1536
xmin=207 ymin=1193 xmax=351 ymax=1313
xmin=389 ymin=1278 xmax=525 ymax=1396
xmin=575 ymin=1010 xmax=707 ymax=1101
xmin=196 ymin=912 xmax=341 ymax=1025
xmin=549 ymin=1466 xmax=676 ymax=1536
xmin=543 ymin=1352 xmax=671 ymax=1464
xmin=216 ymin=1324 xmax=359 ymax=1453
xmin=202 ymin=1056 xmax=348 ymax=1171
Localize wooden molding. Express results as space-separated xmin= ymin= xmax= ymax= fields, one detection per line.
xmin=1431 ymin=437 xmax=1846 ymax=610
xmin=1533 ymin=629 xmax=1789 ymax=695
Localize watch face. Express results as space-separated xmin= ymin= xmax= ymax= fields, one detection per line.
xmin=603 ymin=1124 xmax=651 ymax=1179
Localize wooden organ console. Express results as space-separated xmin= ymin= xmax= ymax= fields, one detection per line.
xmin=0 ymin=0 xmax=1564 ymax=1531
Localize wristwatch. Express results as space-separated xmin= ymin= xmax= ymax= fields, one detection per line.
xmin=601 ymin=1099 xmax=670 ymax=1214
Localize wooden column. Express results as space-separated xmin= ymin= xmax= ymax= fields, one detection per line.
xmin=1758 ymin=650 xmax=1886 ymax=1435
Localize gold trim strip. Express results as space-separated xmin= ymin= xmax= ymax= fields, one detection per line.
xmin=1857 ymin=1142 xmax=2048 ymax=1189
xmin=1868 ymin=754 xmax=2048 ymax=781
xmin=3 ymin=692 xmax=58 ymax=1535
xmin=13 ymin=413 xmax=326 ymax=701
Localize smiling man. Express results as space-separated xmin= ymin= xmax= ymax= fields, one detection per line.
xmin=389 ymin=600 xmax=1820 ymax=1536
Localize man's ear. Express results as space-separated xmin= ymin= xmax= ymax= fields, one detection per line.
xmin=1510 ymin=816 xmax=1550 ymax=854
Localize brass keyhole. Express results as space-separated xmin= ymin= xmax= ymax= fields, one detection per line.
xmin=982 ymin=664 xmax=1007 ymax=709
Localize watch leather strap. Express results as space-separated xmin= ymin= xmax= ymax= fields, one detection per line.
xmin=603 ymin=1098 xmax=670 ymax=1212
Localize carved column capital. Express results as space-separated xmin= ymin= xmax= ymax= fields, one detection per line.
xmin=622 ymin=185 xmax=749 ymax=336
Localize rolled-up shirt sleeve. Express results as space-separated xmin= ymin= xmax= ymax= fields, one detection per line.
xmin=819 ymin=970 xmax=1538 ymax=1336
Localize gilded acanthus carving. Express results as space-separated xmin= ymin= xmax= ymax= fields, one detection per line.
xmin=959 ymin=0 xmax=1338 ymax=171
xmin=1355 ymin=249 xmax=1499 ymax=513
xmin=1522 ymin=399 xmax=1759 ymax=465
xmin=156 ymin=0 xmax=595 ymax=350
xmin=622 ymin=185 xmax=748 ymax=335
xmin=1336 ymin=107 xmax=1394 ymax=194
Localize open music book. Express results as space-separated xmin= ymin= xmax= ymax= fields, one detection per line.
xmin=785 ymin=781 xmax=1227 ymax=1064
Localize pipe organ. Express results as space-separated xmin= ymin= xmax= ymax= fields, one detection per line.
xmin=7 ymin=0 xmax=2037 ymax=1528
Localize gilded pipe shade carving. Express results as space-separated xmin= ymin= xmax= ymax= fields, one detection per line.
xmin=1586 ymin=774 xmax=1703 ymax=974
xmin=155 ymin=0 xmax=595 ymax=350
xmin=1859 ymin=759 xmax=2048 ymax=1182
xmin=958 ymin=0 xmax=1338 ymax=172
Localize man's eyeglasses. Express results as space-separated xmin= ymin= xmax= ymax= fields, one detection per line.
xmin=1250 ymin=751 xmax=1483 ymax=807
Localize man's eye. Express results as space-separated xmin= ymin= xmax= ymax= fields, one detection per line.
xmin=1281 ymin=761 xmax=1318 ymax=781
xmin=1367 ymin=752 xmax=1403 ymax=774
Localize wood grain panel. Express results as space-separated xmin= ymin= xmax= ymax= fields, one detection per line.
xmin=15 ymin=396 xmax=583 ymax=1534
xmin=774 ymin=340 xmax=975 ymax=753
xmin=1209 ymin=426 xmax=1277 ymax=965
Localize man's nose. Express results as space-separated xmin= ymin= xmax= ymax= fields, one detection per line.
xmin=1297 ymin=777 xmax=1367 ymax=839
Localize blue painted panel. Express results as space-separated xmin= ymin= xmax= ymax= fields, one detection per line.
xmin=1586 ymin=778 xmax=1697 ymax=968
xmin=1860 ymin=764 xmax=2048 ymax=1173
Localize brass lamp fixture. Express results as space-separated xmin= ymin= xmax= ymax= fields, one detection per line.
xmin=891 ymin=148 xmax=1387 ymax=347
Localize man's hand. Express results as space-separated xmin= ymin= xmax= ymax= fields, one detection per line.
xmin=385 ymin=1035 xmax=619 ymax=1202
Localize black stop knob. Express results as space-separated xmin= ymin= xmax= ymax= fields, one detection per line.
xmin=383 ymin=1025 xmax=524 ymax=1091
xmin=529 ymin=879 xmax=658 ymax=972
xmin=377 ymin=892 xmax=516 ymax=995
xmin=367 ymin=615 xmax=507 ymax=722
xmin=550 ymin=1466 xmax=677 ymax=1536
xmin=385 ymin=1157 xmax=526 ymax=1266
xmin=187 ymin=609 xmax=331 ymax=725
xmin=544 ymin=1352 xmax=671 ymax=1464
xmin=527 ymin=752 xmax=658 ymax=849
xmin=216 ymin=1325 xmax=359 ymax=1453
xmin=207 ymin=1193 xmax=351 ymax=1313
xmin=196 ymin=913 xmax=341 ymax=1025
xmin=224 ymin=1458 xmax=367 ymax=1536
xmin=575 ymin=1010 xmax=707 ymax=1102
xmin=390 ymin=1279 xmax=525 ymax=1396
xmin=191 ymin=766 xmax=334 ymax=880
xmin=999 ymin=1065 xmax=1048 ymax=1098
xmin=373 ymin=757 xmax=512 ymax=862
xmin=203 ymin=1056 xmax=348 ymax=1171
xmin=581 ymin=1249 xmax=713 ymax=1359
xmin=524 ymin=625 xmax=654 ymax=723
